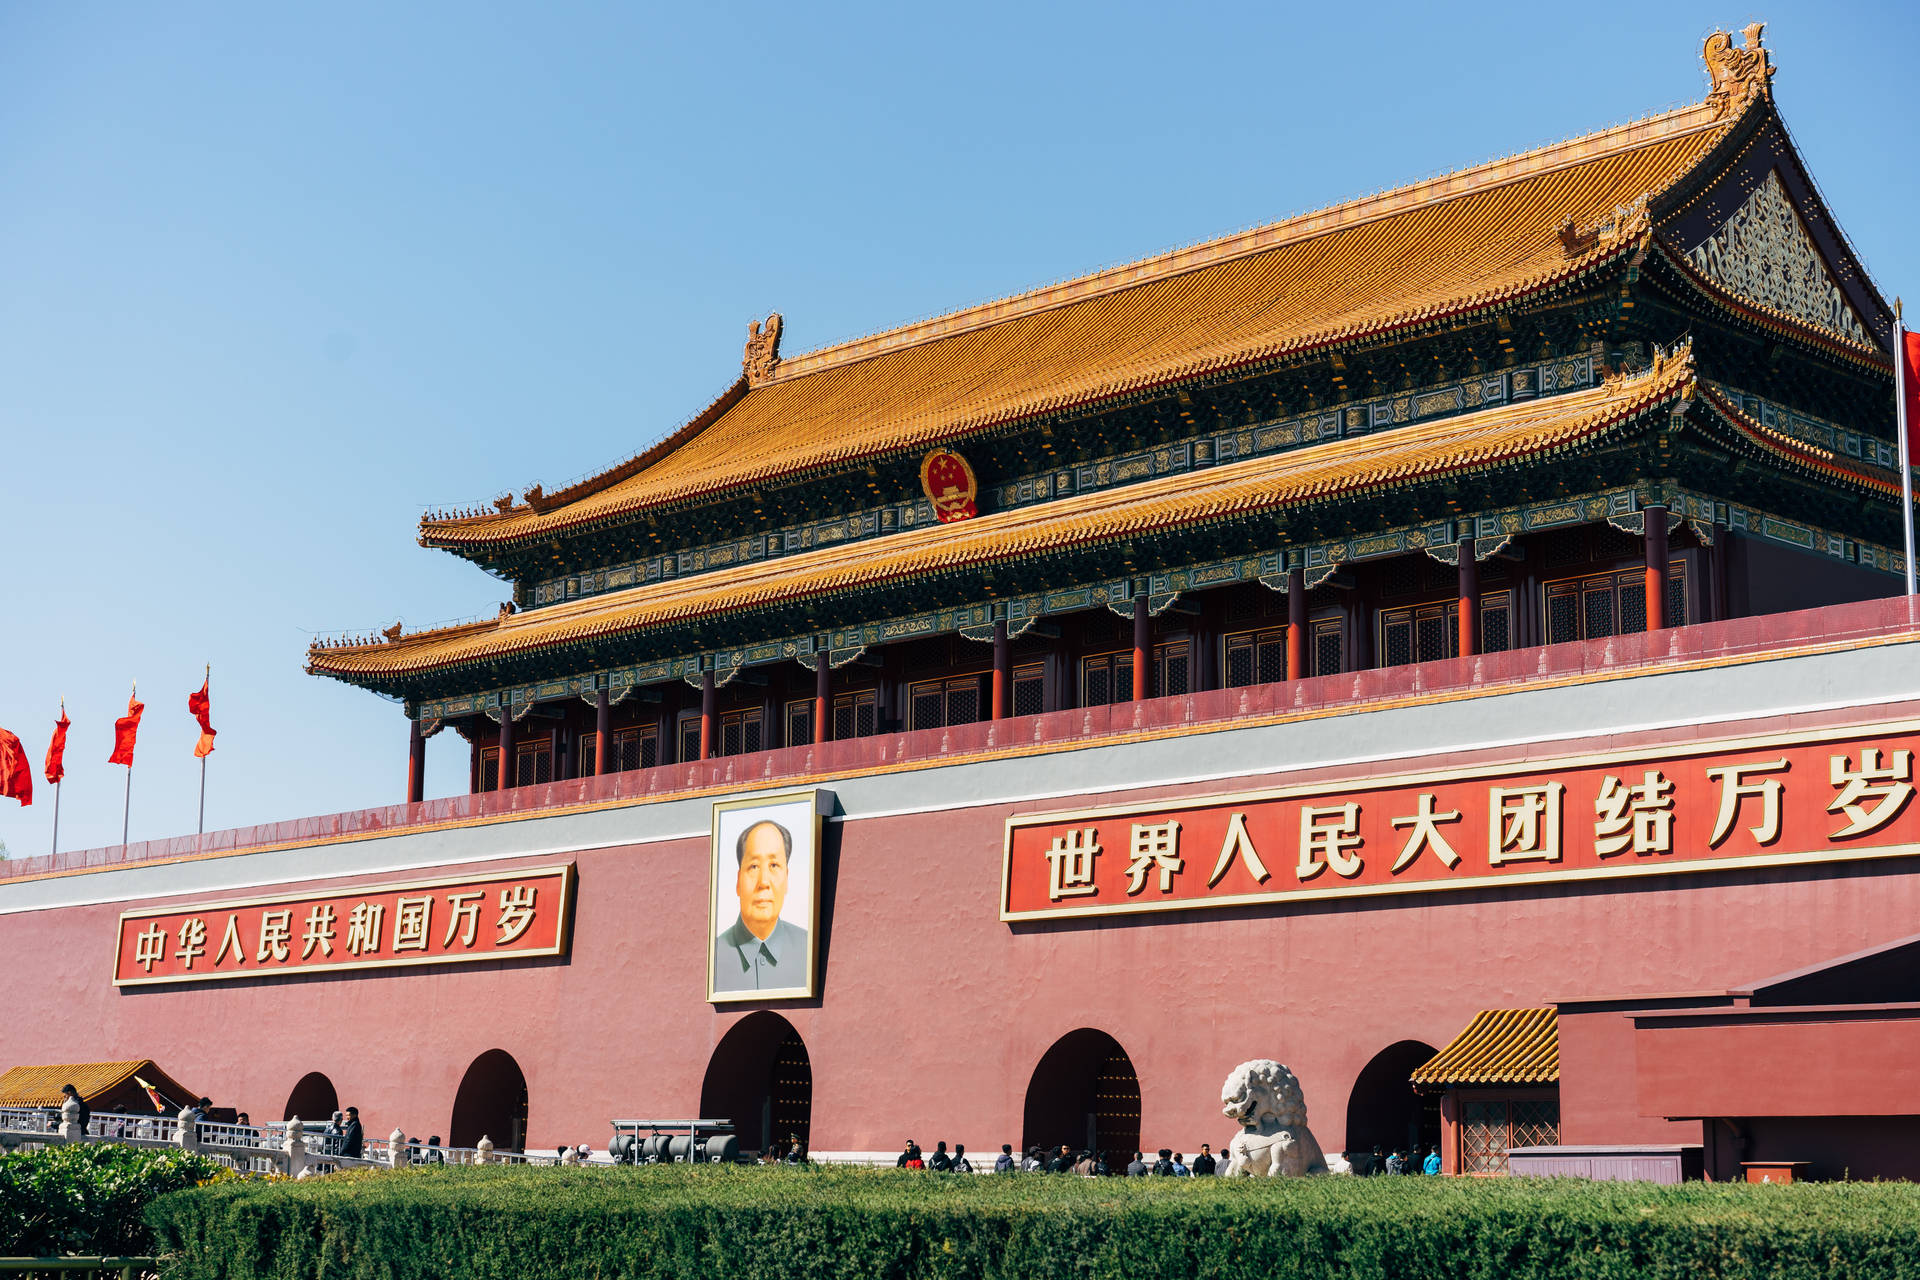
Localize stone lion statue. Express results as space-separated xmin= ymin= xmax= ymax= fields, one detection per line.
xmin=1220 ymin=1059 xmax=1351 ymax=1176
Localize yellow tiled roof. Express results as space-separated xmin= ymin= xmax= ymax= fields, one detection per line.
xmin=0 ymin=1060 xmax=150 ymax=1107
xmin=313 ymin=356 xmax=1695 ymax=681
xmin=1410 ymin=1008 xmax=1559 ymax=1087
xmin=421 ymin=97 xmax=1737 ymax=550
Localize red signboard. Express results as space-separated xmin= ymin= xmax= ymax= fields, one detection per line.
xmin=1002 ymin=723 xmax=1920 ymax=920
xmin=114 ymin=865 xmax=574 ymax=986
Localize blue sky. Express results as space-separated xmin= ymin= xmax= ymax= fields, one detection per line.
xmin=2 ymin=1 xmax=1914 ymax=856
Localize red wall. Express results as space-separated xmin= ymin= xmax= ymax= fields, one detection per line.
xmin=9 ymin=710 xmax=1920 ymax=1158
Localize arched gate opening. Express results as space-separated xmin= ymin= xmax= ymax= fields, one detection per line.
xmin=1022 ymin=1028 xmax=1140 ymax=1165
xmin=1344 ymin=1040 xmax=1441 ymax=1167
xmin=450 ymin=1049 xmax=530 ymax=1151
xmin=699 ymin=1011 xmax=812 ymax=1157
xmin=283 ymin=1071 xmax=338 ymax=1123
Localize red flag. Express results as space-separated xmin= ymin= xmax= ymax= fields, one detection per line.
xmin=44 ymin=706 xmax=69 ymax=786
xmin=1903 ymin=330 xmax=1920 ymax=456
xmin=109 ymin=692 xmax=144 ymax=767
xmin=0 ymin=729 xmax=31 ymax=806
xmin=188 ymin=678 xmax=216 ymax=758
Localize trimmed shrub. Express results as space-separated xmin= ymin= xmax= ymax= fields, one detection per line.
xmin=0 ymin=1142 xmax=228 ymax=1256
xmin=147 ymin=1164 xmax=1920 ymax=1280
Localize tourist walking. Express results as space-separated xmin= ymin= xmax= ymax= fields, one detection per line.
xmin=929 ymin=1140 xmax=953 ymax=1171
xmin=951 ymin=1144 xmax=973 ymax=1173
xmin=995 ymin=1143 xmax=1016 ymax=1172
xmin=1191 ymin=1142 xmax=1217 ymax=1175
xmin=339 ymin=1106 xmax=364 ymax=1158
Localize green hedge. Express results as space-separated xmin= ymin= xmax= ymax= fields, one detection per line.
xmin=143 ymin=1164 xmax=1920 ymax=1280
xmin=0 ymin=1143 xmax=228 ymax=1256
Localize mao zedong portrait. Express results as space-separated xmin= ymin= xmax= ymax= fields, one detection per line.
xmin=713 ymin=819 xmax=809 ymax=993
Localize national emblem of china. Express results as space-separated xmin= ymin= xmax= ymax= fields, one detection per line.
xmin=919 ymin=448 xmax=979 ymax=523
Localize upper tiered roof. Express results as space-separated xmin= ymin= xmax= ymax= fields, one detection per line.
xmin=419 ymin=32 xmax=1843 ymax=557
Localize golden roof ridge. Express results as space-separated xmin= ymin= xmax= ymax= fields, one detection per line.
xmin=763 ymin=99 xmax=1725 ymax=386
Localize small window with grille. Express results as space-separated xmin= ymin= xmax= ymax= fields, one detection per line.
xmin=1080 ymin=651 xmax=1135 ymax=706
xmin=718 ymin=708 xmax=765 ymax=757
xmin=832 ymin=689 xmax=877 ymax=741
xmin=1460 ymin=1097 xmax=1561 ymax=1175
xmin=577 ymin=731 xmax=597 ymax=776
xmin=677 ymin=716 xmax=701 ymax=764
xmin=1012 ymin=664 xmax=1046 ymax=717
xmin=1155 ymin=641 xmax=1190 ymax=697
xmin=1224 ymin=627 xmax=1289 ymax=688
xmin=1378 ymin=592 xmax=1514 ymax=665
xmin=1312 ymin=619 xmax=1343 ymax=676
xmin=785 ymin=699 xmax=814 ymax=748
xmin=1543 ymin=563 xmax=1686 ymax=644
xmin=478 ymin=746 xmax=499 ymax=793
xmin=514 ymin=739 xmax=552 ymax=788
xmin=611 ymin=726 xmax=657 ymax=772
xmin=909 ymin=676 xmax=983 ymax=731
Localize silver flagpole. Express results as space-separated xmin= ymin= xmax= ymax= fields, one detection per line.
xmin=50 ymin=780 xmax=60 ymax=857
xmin=198 ymin=757 xmax=207 ymax=836
xmin=1898 ymin=300 xmax=1916 ymax=596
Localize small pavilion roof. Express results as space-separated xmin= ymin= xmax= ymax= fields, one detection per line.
xmin=420 ymin=90 xmax=1749 ymax=553
xmin=314 ymin=353 xmax=1705 ymax=685
xmin=1411 ymin=1008 xmax=1560 ymax=1089
xmin=0 ymin=1060 xmax=195 ymax=1109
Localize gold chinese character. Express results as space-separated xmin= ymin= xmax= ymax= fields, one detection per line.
xmin=257 ymin=909 xmax=293 ymax=963
xmin=301 ymin=904 xmax=336 ymax=960
xmin=213 ymin=914 xmax=246 ymax=966
xmin=1297 ymin=803 xmax=1362 ymax=880
xmin=497 ymin=886 xmax=538 ymax=944
xmin=1123 ymin=821 xmax=1183 ymax=895
xmin=345 ymin=902 xmax=384 ymax=956
xmin=1706 ymin=759 xmax=1787 ymax=847
xmin=1829 ymin=748 xmax=1913 ymax=839
xmin=444 ymin=892 xmax=484 ymax=948
xmin=1489 ymin=783 xmax=1564 ymax=865
xmin=133 ymin=922 xmax=166 ymax=973
xmin=392 ymin=896 xmax=433 ymax=952
xmin=1593 ymin=770 xmax=1675 ymax=857
xmin=1044 ymin=829 xmax=1102 ymax=901
xmin=1207 ymin=812 xmax=1271 ymax=887
xmin=1390 ymin=793 xmax=1462 ymax=873
xmin=175 ymin=918 xmax=208 ymax=969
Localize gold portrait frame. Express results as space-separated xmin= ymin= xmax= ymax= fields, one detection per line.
xmin=706 ymin=789 xmax=829 ymax=1003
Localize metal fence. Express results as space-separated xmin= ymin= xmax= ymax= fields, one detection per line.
xmin=0 ymin=1260 xmax=156 ymax=1280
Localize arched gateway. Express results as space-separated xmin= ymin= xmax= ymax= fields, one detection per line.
xmin=1344 ymin=1040 xmax=1441 ymax=1165
xmin=700 ymin=1012 xmax=812 ymax=1157
xmin=450 ymin=1049 xmax=530 ymax=1151
xmin=283 ymin=1071 xmax=338 ymax=1122
xmin=1022 ymin=1028 xmax=1140 ymax=1164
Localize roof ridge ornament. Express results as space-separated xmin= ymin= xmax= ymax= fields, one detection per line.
xmin=1703 ymin=22 xmax=1773 ymax=121
xmin=1557 ymin=195 xmax=1653 ymax=260
xmin=744 ymin=312 xmax=783 ymax=386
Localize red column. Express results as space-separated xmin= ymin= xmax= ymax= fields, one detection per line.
xmin=699 ymin=670 xmax=716 ymax=761
xmin=1456 ymin=537 xmax=1479 ymax=658
xmin=991 ymin=620 xmax=1010 ymax=719
xmin=593 ymin=689 xmax=610 ymax=776
xmin=406 ymin=720 xmax=425 ymax=805
xmin=1644 ymin=505 xmax=1670 ymax=631
xmin=1131 ymin=594 xmax=1150 ymax=702
xmin=814 ymin=655 xmax=830 ymax=744
xmin=496 ymin=710 xmax=514 ymax=792
xmin=1286 ymin=567 xmax=1307 ymax=680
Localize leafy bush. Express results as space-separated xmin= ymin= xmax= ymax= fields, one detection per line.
xmin=146 ymin=1163 xmax=1920 ymax=1280
xmin=0 ymin=1142 xmax=228 ymax=1256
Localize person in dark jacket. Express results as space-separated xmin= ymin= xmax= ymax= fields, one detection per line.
xmin=1152 ymin=1147 xmax=1175 ymax=1176
xmin=929 ymin=1140 xmax=953 ymax=1171
xmin=1191 ymin=1143 xmax=1217 ymax=1176
xmin=1126 ymin=1150 xmax=1148 ymax=1176
xmin=994 ymin=1143 xmax=1016 ymax=1173
xmin=1047 ymin=1143 xmax=1075 ymax=1173
xmin=951 ymin=1144 xmax=973 ymax=1174
xmin=339 ymin=1106 xmax=365 ymax=1158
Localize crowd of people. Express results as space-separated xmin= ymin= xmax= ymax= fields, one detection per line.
xmin=893 ymin=1139 xmax=1224 ymax=1176
xmin=1365 ymin=1144 xmax=1443 ymax=1176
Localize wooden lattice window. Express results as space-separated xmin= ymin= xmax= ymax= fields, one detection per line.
xmin=785 ymin=699 xmax=814 ymax=748
xmin=577 ymin=731 xmax=597 ymax=776
xmin=514 ymin=739 xmax=553 ymax=787
xmin=1379 ymin=592 xmax=1513 ymax=666
xmin=478 ymin=746 xmax=499 ymax=793
xmin=1312 ymin=618 xmax=1343 ymax=677
xmin=677 ymin=716 xmax=701 ymax=764
xmin=832 ymin=690 xmax=877 ymax=741
xmin=1154 ymin=641 xmax=1190 ymax=697
xmin=1081 ymin=651 xmax=1135 ymax=707
xmin=1225 ymin=627 xmax=1289 ymax=688
xmin=613 ymin=726 xmax=656 ymax=771
xmin=717 ymin=708 xmax=765 ymax=757
xmin=910 ymin=677 xmax=983 ymax=732
xmin=1460 ymin=1097 xmax=1561 ymax=1175
xmin=1012 ymin=664 xmax=1046 ymax=717
xmin=1544 ymin=563 xmax=1686 ymax=645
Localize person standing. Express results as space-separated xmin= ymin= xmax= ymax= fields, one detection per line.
xmin=58 ymin=1083 xmax=91 ymax=1134
xmin=1126 ymin=1151 xmax=1148 ymax=1177
xmin=339 ymin=1106 xmax=364 ymax=1159
xmin=929 ymin=1140 xmax=953 ymax=1172
xmin=994 ymin=1144 xmax=1016 ymax=1173
xmin=1191 ymin=1143 xmax=1217 ymax=1176
xmin=951 ymin=1144 xmax=973 ymax=1174
xmin=1151 ymin=1148 xmax=1175 ymax=1176
xmin=1172 ymin=1152 xmax=1191 ymax=1176
xmin=1422 ymin=1146 xmax=1441 ymax=1175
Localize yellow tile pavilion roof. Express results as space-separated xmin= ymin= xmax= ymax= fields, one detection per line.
xmin=1410 ymin=1007 xmax=1560 ymax=1088
xmin=0 ymin=1060 xmax=159 ymax=1107
xmin=313 ymin=356 xmax=1697 ymax=681
xmin=421 ymin=94 xmax=1741 ymax=550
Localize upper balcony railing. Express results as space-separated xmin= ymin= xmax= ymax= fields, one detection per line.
xmin=7 ymin=596 xmax=1919 ymax=885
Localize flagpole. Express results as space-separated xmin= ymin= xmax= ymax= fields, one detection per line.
xmin=1898 ymin=299 xmax=1915 ymax=596
xmin=197 ymin=664 xmax=209 ymax=836
xmin=122 ymin=680 xmax=135 ymax=848
xmin=50 ymin=781 xmax=60 ymax=857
